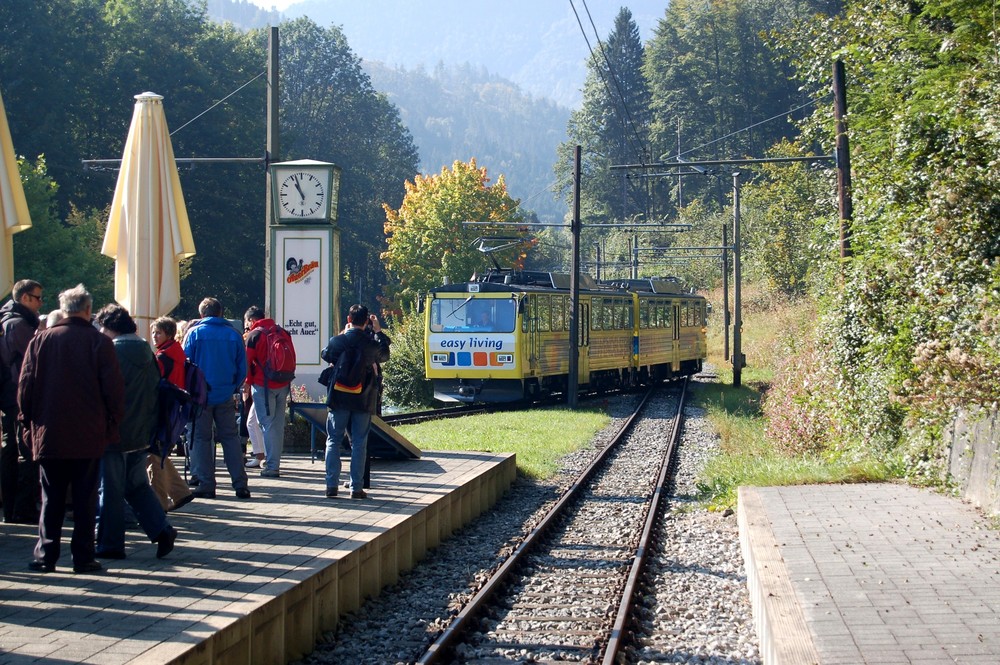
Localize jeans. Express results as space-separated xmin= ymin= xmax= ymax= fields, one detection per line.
xmin=325 ymin=408 xmax=371 ymax=492
xmin=251 ymin=384 xmax=288 ymax=473
xmin=191 ymin=400 xmax=248 ymax=493
xmin=98 ymin=449 xmax=170 ymax=554
xmin=36 ymin=458 xmax=101 ymax=567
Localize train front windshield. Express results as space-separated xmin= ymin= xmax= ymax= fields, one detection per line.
xmin=430 ymin=298 xmax=516 ymax=333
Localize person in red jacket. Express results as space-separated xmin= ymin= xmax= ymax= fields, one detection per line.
xmin=18 ymin=284 xmax=125 ymax=574
xmin=148 ymin=316 xmax=194 ymax=512
xmin=243 ymin=306 xmax=293 ymax=478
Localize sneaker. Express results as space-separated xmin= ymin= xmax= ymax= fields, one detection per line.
xmin=325 ymin=488 xmax=338 ymax=498
xmin=350 ymin=490 xmax=367 ymax=499
xmin=156 ymin=526 xmax=177 ymax=559
xmin=245 ymin=458 xmax=261 ymax=468
xmin=235 ymin=488 xmax=251 ymax=499
xmin=259 ymin=469 xmax=280 ymax=478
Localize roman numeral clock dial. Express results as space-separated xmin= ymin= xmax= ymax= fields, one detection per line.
xmin=278 ymin=171 xmax=326 ymax=218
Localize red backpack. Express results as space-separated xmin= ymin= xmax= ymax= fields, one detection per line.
xmin=258 ymin=324 xmax=296 ymax=384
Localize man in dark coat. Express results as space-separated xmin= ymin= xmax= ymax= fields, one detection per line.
xmin=18 ymin=284 xmax=125 ymax=574
xmin=0 ymin=278 xmax=43 ymax=523
xmin=322 ymin=304 xmax=390 ymax=499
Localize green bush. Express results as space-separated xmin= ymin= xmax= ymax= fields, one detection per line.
xmin=382 ymin=307 xmax=435 ymax=410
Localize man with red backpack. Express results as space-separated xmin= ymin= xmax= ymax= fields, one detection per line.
xmin=243 ymin=306 xmax=295 ymax=478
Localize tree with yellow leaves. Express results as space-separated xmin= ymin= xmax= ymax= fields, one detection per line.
xmin=381 ymin=159 xmax=529 ymax=311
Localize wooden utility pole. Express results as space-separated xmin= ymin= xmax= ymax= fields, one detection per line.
xmin=264 ymin=27 xmax=279 ymax=314
xmin=732 ymin=173 xmax=744 ymax=388
xmin=568 ymin=146 xmax=582 ymax=409
xmin=833 ymin=59 xmax=853 ymax=261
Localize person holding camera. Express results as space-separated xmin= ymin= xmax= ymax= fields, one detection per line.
xmin=321 ymin=304 xmax=390 ymax=499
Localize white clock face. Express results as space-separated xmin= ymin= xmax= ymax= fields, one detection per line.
xmin=278 ymin=171 xmax=326 ymax=218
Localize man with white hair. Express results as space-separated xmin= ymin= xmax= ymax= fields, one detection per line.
xmin=18 ymin=284 xmax=125 ymax=574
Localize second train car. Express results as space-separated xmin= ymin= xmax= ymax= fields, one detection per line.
xmin=424 ymin=269 xmax=707 ymax=403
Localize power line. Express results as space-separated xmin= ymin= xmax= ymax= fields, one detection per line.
xmin=578 ymin=0 xmax=648 ymax=162
xmin=568 ymin=0 xmax=647 ymax=163
xmin=170 ymin=70 xmax=267 ymax=137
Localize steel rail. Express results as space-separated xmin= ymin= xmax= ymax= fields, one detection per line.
xmin=415 ymin=386 xmax=657 ymax=665
xmin=602 ymin=376 xmax=688 ymax=664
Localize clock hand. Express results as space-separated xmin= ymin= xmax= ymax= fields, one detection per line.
xmin=293 ymin=175 xmax=306 ymax=202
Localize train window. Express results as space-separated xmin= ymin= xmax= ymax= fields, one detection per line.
xmin=639 ymin=299 xmax=649 ymax=329
xmin=614 ymin=298 xmax=626 ymax=329
xmin=537 ymin=295 xmax=551 ymax=332
xmin=591 ymin=299 xmax=601 ymax=331
xmin=522 ymin=296 xmax=530 ymax=332
xmin=430 ymin=297 xmax=517 ymax=333
xmin=552 ymin=296 xmax=565 ymax=332
xmin=602 ymin=298 xmax=614 ymax=330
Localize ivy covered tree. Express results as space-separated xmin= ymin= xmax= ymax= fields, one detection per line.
xmin=382 ymin=159 xmax=527 ymax=310
xmin=768 ymin=0 xmax=1000 ymax=454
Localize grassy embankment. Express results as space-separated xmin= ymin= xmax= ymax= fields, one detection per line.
xmin=695 ymin=286 xmax=897 ymax=510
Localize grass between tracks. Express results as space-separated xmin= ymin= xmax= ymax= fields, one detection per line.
xmin=395 ymin=408 xmax=611 ymax=480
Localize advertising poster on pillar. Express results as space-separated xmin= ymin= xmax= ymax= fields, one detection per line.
xmin=275 ymin=228 xmax=330 ymax=368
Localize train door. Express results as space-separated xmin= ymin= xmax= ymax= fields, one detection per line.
xmin=526 ymin=294 xmax=539 ymax=374
xmin=672 ymin=300 xmax=681 ymax=372
xmin=577 ymin=300 xmax=590 ymax=385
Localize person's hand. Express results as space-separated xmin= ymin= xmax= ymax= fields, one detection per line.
xmin=369 ymin=314 xmax=381 ymax=333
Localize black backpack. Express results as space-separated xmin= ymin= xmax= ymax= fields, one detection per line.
xmin=332 ymin=339 xmax=366 ymax=394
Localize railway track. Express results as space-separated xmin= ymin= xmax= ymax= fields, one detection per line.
xmin=415 ymin=380 xmax=688 ymax=664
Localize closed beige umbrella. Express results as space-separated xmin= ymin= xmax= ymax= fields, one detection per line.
xmin=0 ymin=88 xmax=32 ymax=298
xmin=102 ymin=92 xmax=196 ymax=330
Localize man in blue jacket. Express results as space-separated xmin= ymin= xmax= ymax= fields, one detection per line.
xmin=183 ymin=298 xmax=249 ymax=499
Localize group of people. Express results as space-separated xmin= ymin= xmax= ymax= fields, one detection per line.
xmin=0 ymin=279 xmax=392 ymax=574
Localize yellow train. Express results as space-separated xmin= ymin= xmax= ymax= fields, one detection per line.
xmin=424 ymin=270 xmax=707 ymax=403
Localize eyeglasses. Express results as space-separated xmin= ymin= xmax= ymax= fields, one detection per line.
xmin=25 ymin=293 xmax=42 ymax=303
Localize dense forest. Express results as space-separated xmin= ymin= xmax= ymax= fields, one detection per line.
xmin=2 ymin=0 xmax=998 ymax=465
xmin=552 ymin=0 xmax=999 ymax=469
xmin=364 ymin=62 xmax=569 ymax=223
xmin=0 ymin=1 xmax=417 ymax=317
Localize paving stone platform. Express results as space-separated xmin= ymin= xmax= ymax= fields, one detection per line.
xmin=0 ymin=450 xmax=516 ymax=664
xmin=739 ymin=483 xmax=1000 ymax=665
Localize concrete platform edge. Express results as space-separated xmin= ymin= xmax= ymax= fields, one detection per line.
xmin=136 ymin=453 xmax=517 ymax=665
xmin=737 ymin=486 xmax=820 ymax=665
